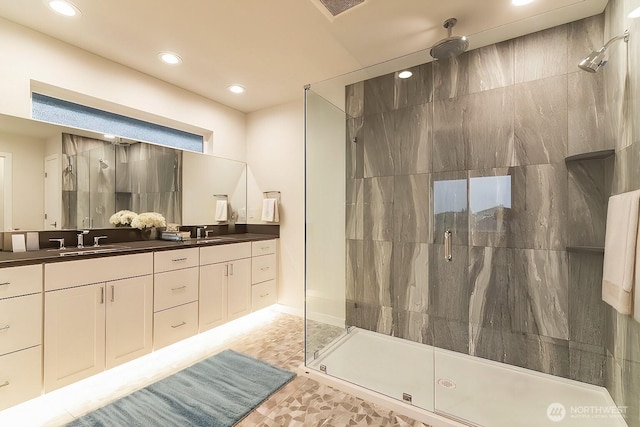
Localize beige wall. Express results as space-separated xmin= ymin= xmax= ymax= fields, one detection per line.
xmin=0 ymin=132 xmax=46 ymax=230
xmin=246 ymin=100 xmax=305 ymax=313
xmin=0 ymin=17 xmax=246 ymax=162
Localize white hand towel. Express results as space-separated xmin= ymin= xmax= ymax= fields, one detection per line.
xmin=215 ymin=200 xmax=228 ymax=221
xmin=261 ymin=198 xmax=279 ymax=223
xmin=602 ymin=190 xmax=640 ymax=315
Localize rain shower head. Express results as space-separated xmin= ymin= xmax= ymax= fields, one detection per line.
xmin=430 ymin=18 xmax=469 ymax=60
xmin=99 ymin=159 xmax=109 ymax=169
xmin=578 ymin=29 xmax=630 ymax=73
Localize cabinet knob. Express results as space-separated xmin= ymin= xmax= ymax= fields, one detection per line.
xmin=0 ymin=380 xmax=9 ymax=388
xmin=0 ymin=282 xmax=10 ymax=286
xmin=171 ymin=286 xmax=187 ymax=292
xmin=0 ymin=324 xmax=10 ymax=332
xmin=171 ymin=322 xmax=186 ymax=329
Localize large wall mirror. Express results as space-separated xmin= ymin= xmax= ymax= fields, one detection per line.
xmin=0 ymin=113 xmax=246 ymax=231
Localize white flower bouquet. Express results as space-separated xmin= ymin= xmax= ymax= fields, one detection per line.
xmin=131 ymin=212 xmax=166 ymax=229
xmin=109 ymin=210 xmax=138 ymax=227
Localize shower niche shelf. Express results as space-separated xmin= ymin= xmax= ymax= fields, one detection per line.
xmin=566 ymin=246 xmax=605 ymax=254
xmin=565 ymin=149 xmax=613 ymax=257
xmin=565 ymin=149 xmax=615 ymax=163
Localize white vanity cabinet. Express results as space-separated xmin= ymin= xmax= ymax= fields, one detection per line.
xmin=199 ymin=242 xmax=251 ymax=331
xmin=251 ymin=239 xmax=277 ymax=311
xmin=43 ymin=253 xmax=153 ymax=392
xmin=0 ymin=264 xmax=43 ymax=411
xmin=153 ymin=248 xmax=199 ymax=349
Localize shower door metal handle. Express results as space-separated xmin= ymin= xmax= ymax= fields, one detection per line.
xmin=444 ymin=230 xmax=452 ymax=262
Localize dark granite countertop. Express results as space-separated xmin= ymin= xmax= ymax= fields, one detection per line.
xmin=0 ymin=233 xmax=276 ymax=268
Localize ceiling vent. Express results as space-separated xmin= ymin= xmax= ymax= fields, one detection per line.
xmin=318 ymin=0 xmax=364 ymax=16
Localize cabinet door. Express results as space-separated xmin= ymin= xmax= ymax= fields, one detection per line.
xmin=44 ymin=284 xmax=106 ymax=392
xmin=106 ymin=275 xmax=153 ymax=369
xmin=199 ymin=263 xmax=227 ymax=331
xmin=227 ymin=258 xmax=251 ymax=321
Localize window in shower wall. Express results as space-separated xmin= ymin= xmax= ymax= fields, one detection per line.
xmin=469 ymin=175 xmax=512 ymax=236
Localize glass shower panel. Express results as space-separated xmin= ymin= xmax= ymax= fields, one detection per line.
xmin=304 ymin=88 xmax=348 ymax=364
xmin=305 ymin=86 xmax=435 ymax=412
xmin=89 ymin=144 xmax=115 ymax=228
xmin=68 ymin=140 xmax=116 ymax=229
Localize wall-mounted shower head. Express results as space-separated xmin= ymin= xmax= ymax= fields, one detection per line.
xmin=578 ymin=29 xmax=630 ymax=73
xmin=430 ymin=18 xmax=469 ymax=60
xmin=99 ymin=159 xmax=109 ymax=169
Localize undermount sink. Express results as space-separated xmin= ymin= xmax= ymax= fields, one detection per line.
xmin=52 ymin=244 xmax=129 ymax=257
xmin=194 ymin=238 xmax=224 ymax=244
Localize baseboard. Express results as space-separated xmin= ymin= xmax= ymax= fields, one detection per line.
xmin=298 ymin=365 xmax=471 ymax=427
xmin=305 ymin=310 xmax=345 ymax=328
xmin=273 ymin=305 xmax=346 ymax=329
xmin=272 ymin=304 xmax=303 ymax=317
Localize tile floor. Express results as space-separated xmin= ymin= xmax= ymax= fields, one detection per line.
xmin=0 ymin=308 xmax=430 ymax=426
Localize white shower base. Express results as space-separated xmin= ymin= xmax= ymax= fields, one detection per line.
xmin=307 ymin=328 xmax=627 ymax=427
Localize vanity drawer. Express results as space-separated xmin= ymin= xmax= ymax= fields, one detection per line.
xmin=251 ymin=254 xmax=276 ymax=284
xmin=154 ymin=267 xmax=199 ymax=312
xmin=153 ymin=302 xmax=198 ymax=350
xmin=154 ymin=248 xmax=199 ymax=273
xmin=45 ymin=253 xmax=153 ymax=291
xmin=0 ymin=346 xmax=42 ymax=411
xmin=252 ymin=239 xmax=276 ymax=257
xmin=0 ymin=293 xmax=42 ymax=356
xmin=252 ymin=280 xmax=277 ymax=311
xmin=200 ymin=242 xmax=251 ymax=266
xmin=0 ymin=264 xmax=42 ymax=299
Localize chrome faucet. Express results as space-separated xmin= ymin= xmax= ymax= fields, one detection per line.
xmin=93 ymin=236 xmax=108 ymax=247
xmin=196 ymin=226 xmax=207 ymax=238
xmin=49 ymin=238 xmax=66 ymax=250
xmin=77 ymin=230 xmax=89 ymax=248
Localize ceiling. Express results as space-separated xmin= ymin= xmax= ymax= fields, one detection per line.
xmin=0 ymin=0 xmax=608 ymax=113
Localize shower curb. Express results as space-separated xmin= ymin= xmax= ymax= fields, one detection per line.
xmin=298 ymin=365 xmax=473 ymax=427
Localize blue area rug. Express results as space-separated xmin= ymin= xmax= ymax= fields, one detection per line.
xmin=67 ymin=350 xmax=296 ymax=427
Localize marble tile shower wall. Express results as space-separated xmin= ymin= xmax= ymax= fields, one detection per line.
xmin=115 ymin=143 xmax=182 ymax=225
xmin=345 ymin=16 xmax=611 ymax=386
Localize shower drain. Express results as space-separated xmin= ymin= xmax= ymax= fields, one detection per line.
xmin=437 ymin=378 xmax=457 ymax=389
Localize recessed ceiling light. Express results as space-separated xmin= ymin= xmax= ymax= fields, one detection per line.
xmin=398 ymin=70 xmax=413 ymax=79
xmin=46 ymin=0 xmax=81 ymax=17
xmin=512 ymin=0 xmax=534 ymax=6
xmin=228 ymin=85 xmax=245 ymax=94
xmin=158 ymin=52 xmax=182 ymax=65
xmin=629 ymin=6 xmax=640 ymax=18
